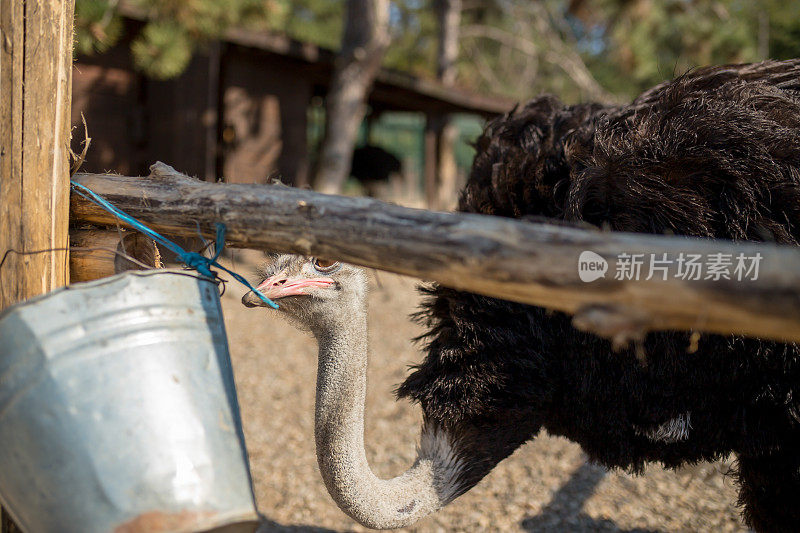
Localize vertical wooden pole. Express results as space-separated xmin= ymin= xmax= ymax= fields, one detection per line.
xmin=424 ymin=113 xmax=439 ymax=209
xmin=433 ymin=0 xmax=461 ymax=211
xmin=0 ymin=0 xmax=74 ymax=307
xmin=424 ymin=113 xmax=458 ymax=211
xmin=436 ymin=120 xmax=458 ymax=210
xmin=0 ymin=0 xmax=75 ymax=529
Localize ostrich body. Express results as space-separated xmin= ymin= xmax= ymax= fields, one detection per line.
xmin=245 ymin=59 xmax=800 ymax=532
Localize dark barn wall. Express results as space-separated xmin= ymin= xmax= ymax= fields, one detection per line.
xmin=220 ymin=48 xmax=311 ymax=185
xmin=70 ymin=27 xmax=502 ymax=191
xmin=144 ymin=48 xmax=220 ymax=181
xmin=72 ymin=43 xmax=311 ymax=186
xmin=71 ymin=51 xmax=216 ymax=179
xmin=71 ymin=46 xmax=144 ymax=176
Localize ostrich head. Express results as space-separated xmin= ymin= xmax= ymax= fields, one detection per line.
xmin=241 ymin=254 xmax=367 ymax=334
xmin=242 ymin=253 xmax=505 ymax=529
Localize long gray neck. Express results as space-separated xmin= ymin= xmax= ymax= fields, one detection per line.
xmin=312 ymin=307 xmax=462 ymax=529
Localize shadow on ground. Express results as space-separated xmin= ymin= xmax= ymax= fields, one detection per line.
xmin=257 ymin=519 xmax=337 ymax=533
xmin=521 ymin=463 xmax=663 ymax=533
xmin=221 ymin=252 xmax=744 ymax=532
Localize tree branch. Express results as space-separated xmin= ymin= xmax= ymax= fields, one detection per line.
xmin=460 ymin=2 xmax=618 ymax=103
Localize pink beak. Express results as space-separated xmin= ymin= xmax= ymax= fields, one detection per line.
xmin=255 ymin=272 xmax=335 ymax=299
xmin=242 ymin=271 xmax=336 ymax=308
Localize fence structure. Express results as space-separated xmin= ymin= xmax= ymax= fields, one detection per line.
xmin=3 ymin=1 xmax=800 ymax=531
xmin=71 ymin=163 xmax=800 ymax=345
xmin=0 ymin=1 xmax=74 ymax=530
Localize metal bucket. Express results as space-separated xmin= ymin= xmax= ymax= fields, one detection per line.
xmin=0 ymin=270 xmax=259 ymax=533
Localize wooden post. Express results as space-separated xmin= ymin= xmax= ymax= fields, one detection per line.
xmin=436 ymin=119 xmax=458 ymax=210
xmin=425 ymin=113 xmax=458 ymax=211
xmin=0 ymin=0 xmax=74 ymax=528
xmin=424 ymin=114 xmax=439 ymax=209
xmin=0 ymin=0 xmax=74 ymax=306
xmin=434 ymin=0 xmax=461 ymax=210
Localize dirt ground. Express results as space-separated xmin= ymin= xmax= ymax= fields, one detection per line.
xmin=220 ymin=251 xmax=748 ymax=533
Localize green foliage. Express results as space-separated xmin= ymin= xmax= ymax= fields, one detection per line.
xmin=133 ymin=0 xmax=277 ymax=39
xmin=74 ymin=0 xmax=800 ymax=98
xmin=562 ymin=0 xmax=800 ymax=98
xmin=270 ymin=0 xmax=344 ymax=49
xmin=451 ymin=0 xmax=800 ymax=101
xmin=75 ymin=0 xmax=283 ymax=78
xmin=580 ymin=0 xmax=761 ymax=97
xmin=383 ymin=1 xmax=438 ymax=76
xmin=130 ymin=21 xmax=192 ymax=80
xmin=767 ymin=0 xmax=800 ymax=60
xmin=73 ymin=0 xmax=443 ymax=79
xmin=74 ymin=0 xmax=124 ymax=55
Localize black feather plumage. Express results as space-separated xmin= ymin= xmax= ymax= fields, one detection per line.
xmin=397 ymin=59 xmax=800 ymax=533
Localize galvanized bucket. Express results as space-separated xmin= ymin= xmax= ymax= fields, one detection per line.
xmin=0 ymin=270 xmax=259 ymax=533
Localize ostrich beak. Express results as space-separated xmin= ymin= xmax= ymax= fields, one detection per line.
xmin=241 ymin=272 xmax=335 ymax=307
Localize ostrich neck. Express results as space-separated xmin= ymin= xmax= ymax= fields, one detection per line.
xmin=312 ymin=307 xmax=454 ymax=529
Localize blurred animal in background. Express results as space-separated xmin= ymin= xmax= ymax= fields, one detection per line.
xmin=349 ymin=145 xmax=402 ymax=196
xmin=244 ymin=59 xmax=800 ymax=533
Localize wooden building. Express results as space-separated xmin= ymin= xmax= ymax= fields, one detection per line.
xmin=71 ymin=16 xmax=513 ymax=191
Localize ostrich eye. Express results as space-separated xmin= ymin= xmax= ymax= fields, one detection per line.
xmin=312 ymin=258 xmax=340 ymax=273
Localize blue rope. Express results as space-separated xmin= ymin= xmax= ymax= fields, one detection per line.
xmin=71 ymin=180 xmax=279 ymax=309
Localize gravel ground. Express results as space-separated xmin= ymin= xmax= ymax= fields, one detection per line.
xmin=220 ymin=252 xmax=748 ymax=533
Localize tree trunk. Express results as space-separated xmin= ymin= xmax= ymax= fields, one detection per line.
xmin=433 ymin=0 xmax=461 ymax=210
xmin=423 ymin=115 xmax=439 ymax=208
xmin=312 ymin=0 xmax=390 ymax=195
xmin=758 ymin=9 xmax=770 ymax=60
xmin=436 ymin=0 xmax=461 ymax=86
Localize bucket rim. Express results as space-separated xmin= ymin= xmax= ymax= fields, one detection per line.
xmin=0 ymin=269 xmax=217 ymax=322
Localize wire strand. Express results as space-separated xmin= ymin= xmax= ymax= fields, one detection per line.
xmin=1 ymin=247 xmax=152 ymax=273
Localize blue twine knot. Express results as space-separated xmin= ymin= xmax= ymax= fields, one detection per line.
xmin=182 ymin=252 xmax=215 ymax=278
xmin=70 ymin=180 xmax=278 ymax=309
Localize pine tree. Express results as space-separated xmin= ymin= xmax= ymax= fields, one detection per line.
xmin=75 ymin=0 xmax=282 ymax=79
xmin=74 ymin=0 xmax=124 ymax=56
xmin=274 ymin=0 xmax=345 ymax=50
xmin=74 ymin=0 xmax=800 ymax=97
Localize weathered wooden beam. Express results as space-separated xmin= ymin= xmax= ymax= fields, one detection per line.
xmin=69 ymin=230 xmax=163 ymax=283
xmin=71 ymin=163 xmax=800 ymax=344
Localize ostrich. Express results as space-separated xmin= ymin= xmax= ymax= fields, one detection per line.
xmin=244 ymin=59 xmax=800 ymax=532
xmin=350 ymin=145 xmax=403 ymax=196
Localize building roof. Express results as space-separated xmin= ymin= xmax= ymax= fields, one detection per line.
xmin=118 ymin=4 xmax=516 ymax=118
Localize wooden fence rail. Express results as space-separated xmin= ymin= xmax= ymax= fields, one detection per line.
xmin=69 ymin=163 xmax=800 ymax=345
